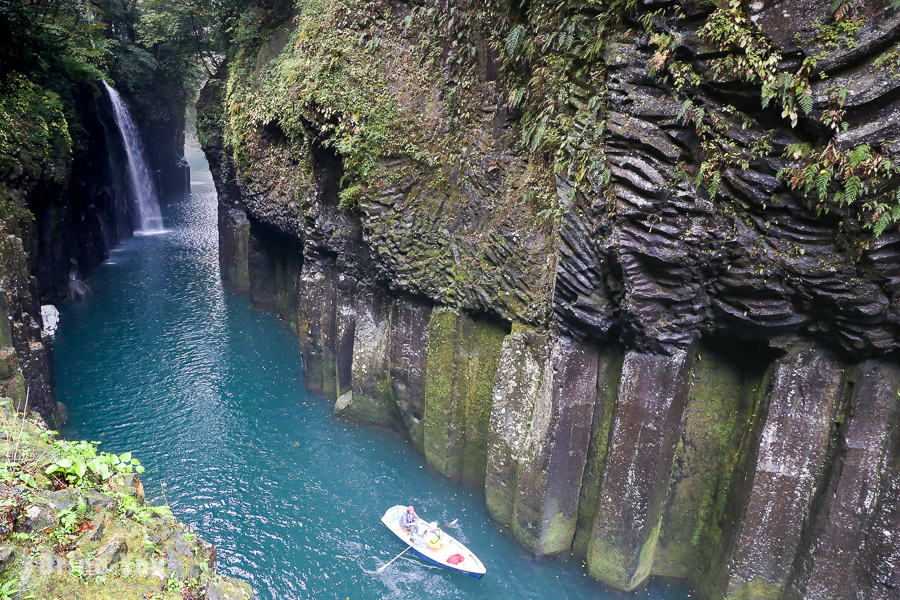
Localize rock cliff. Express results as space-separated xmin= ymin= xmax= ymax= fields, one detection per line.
xmin=199 ymin=1 xmax=900 ymax=598
xmin=0 ymin=401 xmax=252 ymax=600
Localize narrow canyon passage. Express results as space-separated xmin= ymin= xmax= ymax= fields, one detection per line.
xmin=52 ymin=140 xmax=691 ymax=600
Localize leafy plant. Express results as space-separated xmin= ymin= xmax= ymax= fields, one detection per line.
xmin=113 ymin=492 xmax=171 ymax=523
xmin=644 ymin=0 xmax=900 ymax=234
xmin=45 ymin=441 xmax=144 ymax=487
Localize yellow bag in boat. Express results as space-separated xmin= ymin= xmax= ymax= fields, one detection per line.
xmin=428 ymin=532 xmax=443 ymax=551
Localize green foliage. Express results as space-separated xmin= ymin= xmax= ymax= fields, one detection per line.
xmin=697 ymin=0 xmax=815 ymax=128
xmin=644 ymin=0 xmax=900 ymax=235
xmin=45 ymin=440 xmax=145 ymax=487
xmin=778 ymin=140 xmax=900 ymax=235
xmin=0 ymin=0 xmax=205 ymax=197
xmin=113 ymin=492 xmax=171 ymax=523
xmin=222 ymin=0 xmax=419 ymax=203
xmin=0 ymin=578 xmax=24 ymax=600
xmin=488 ymin=0 xmax=633 ymax=201
xmin=0 ymin=73 xmax=72 ymax=181
xmin=0 ymin=0 xmax=109 ymax=80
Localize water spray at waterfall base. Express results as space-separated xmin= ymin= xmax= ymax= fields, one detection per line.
xmin=102 ymin=81 xmax=165 ymax=234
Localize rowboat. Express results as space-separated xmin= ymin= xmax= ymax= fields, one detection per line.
xmin=381 ymin=505 xmax=487 ymax=579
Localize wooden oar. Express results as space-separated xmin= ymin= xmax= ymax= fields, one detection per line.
xmin=377 ymin=518 xmax=458 ymax=573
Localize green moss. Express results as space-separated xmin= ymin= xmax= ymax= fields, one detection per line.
xmin=586 ymin=516 xmax=659 ymax=591
xmin=634 ymin=518 xmax=661 ymax=586
xmin=724 ymin=578 xmax=783 ymax=600
xmin=339 ymin=376 xmax=400 ymax=429
xmin=0 ymin=401 xmax=248 ymax=599
xmin=573 ymin=349 xmax=623 ymax=555
xmin=538 ymin=511 xmax=578 ymax=556
xmin=424 ymin=308 xmax=460 ymax=477
xmin=424 ymin=308 xmax=505 ymax=486
xmin=460 ymin=317 xmax=506 ymax=486
xmin=0 ymin=74 xmax=72 ymax=183
xmin=321 ymin=354 xmax=338 ymax=399
xmin=221 ymin=215 xmax=250 ymax=293
xmin=586 ymin=536 xmax=629 ymax=589
xmin=653 ymin=350 xmax=747 ymax=577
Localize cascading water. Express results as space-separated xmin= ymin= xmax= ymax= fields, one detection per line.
xmin=102 ymin=81 xmax=164 ymax=233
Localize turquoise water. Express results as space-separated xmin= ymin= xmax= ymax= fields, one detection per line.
xmin=53 ymin=142 xmax=694 ymax=600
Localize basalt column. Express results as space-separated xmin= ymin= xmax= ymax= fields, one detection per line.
xmin=218 ymin=207 xmax=250 ymax=294
xmin=486 ymin=331 xmax=604 ymax=555
xmin=335 ymin=290 xmax=401 ymax=429
xmin=722 ymin=347 xmax=846 ymax=600
xmin=485 ymin=328 xmax=549 ymax=526
xmin=247 ymin=222 xmax=302 ymax=322
xmin=858 ymin=420 xmax=900 ymax=600
xmin=790 ymin=360 xmax=900 ymax=600
xmin=586 ymin=348 xmax=694 ymax=590
xmin=573 ymin=349 xmax=624 ymax=556
xmin=389 ymin=297 xmax=433 ymax=453
xmin=654 ymin=346 xmax=773 ymax=593
xmin=297 ymin=258 xmax=338 ymax=397
xmin=424 ymin=308 xmax=506 ymax=486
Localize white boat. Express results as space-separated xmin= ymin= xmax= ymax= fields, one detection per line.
xmin=381 ymin=505 xmax=486 ymax=579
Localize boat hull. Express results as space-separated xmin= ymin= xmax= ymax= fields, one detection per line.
xmin=406 ymin=542 xmax=485 ymax=579
xmin=381 ymin=505 xmax=486 ymax=579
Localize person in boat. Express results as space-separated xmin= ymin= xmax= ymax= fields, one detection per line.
xmin=400 ymin=505 xmax=421 ymax=541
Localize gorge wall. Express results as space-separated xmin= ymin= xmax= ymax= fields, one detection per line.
xmin=199 ymin=1 xmax=900 ymax=599
xmin=1 ymin=68 xmax=188 ymax=424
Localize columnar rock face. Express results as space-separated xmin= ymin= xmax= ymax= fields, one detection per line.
xmin=587 ymin=350 xmax=694 ymax=589
xmin=486 ymin=332 xmax=601 ymax=555
xmin=508 ymin=335 xmax=599 ymax=555
xmin=297 ymin=259 xmax=337 ymax=396
xmin=723 ymin=348 xmax=846 ymax=600
xmin=861 ymin=430 xmax=900 ymax=600
xmin=790 ymin=361 xmax=900 ymax=600
xmin=654 ymin=348 xmax=771 ymax=586
xmin=199 ymin=0 xmax=900 ymax=597
xmin=485 ymin=329 xmax=551 ymax=527
xmin=424 ymin=308 xmax=506 ymax=485
xmin=573 ymin=350 xmax=623 ymax=555
xmin=389 ymin=297 xmax=433 ymax=452
xmin=342 ymin=290 xmax=397 ymax=427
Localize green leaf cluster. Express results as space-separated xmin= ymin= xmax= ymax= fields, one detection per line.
xmin=45 ymin=441 xmax=145 ymax=487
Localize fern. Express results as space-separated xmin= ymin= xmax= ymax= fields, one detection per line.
xmin=509 ymin=87 xmax=526 ymax=109
xmin=874 ymin=213 xmax=890 ymax=237
xmin=530 ymin=121 xmax=547 ymax=151
xmin=803 ymin=163 xmax=818 ymax=193
xmin=843 ymin=176 xmax=862 ymax=205
xmin=816 ymin=171 xmax=831 ymax=201
xmin=708 ymin=169 xmax=721 ymax=199
xmin=797 ymin=87 xmax=814 ymax=114
xmin=761 ymin=78 xmax=776 ymax=109
xmin=783 ymin=142 xmax=810 ymax=160
xmin=505 ymin=25 xmax=526 ymax=59
xmin=677 ymin=99 xmax=693 ymax=121
xmin=850 ymin=144 xmax=872 ymax=168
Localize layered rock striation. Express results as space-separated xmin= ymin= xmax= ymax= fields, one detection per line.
xmin=199 ymin=1 xmax=900 ymax=599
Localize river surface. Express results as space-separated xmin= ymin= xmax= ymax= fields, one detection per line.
xmin=54 ymin=141 xmax=694 ymax=600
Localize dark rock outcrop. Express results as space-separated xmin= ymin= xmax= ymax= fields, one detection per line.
xmin=199 ymin=1 xmax=900 ymax=598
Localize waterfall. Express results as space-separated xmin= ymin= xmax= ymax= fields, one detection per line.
xmin=102 ymin=81 xmax=164 ymax=233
